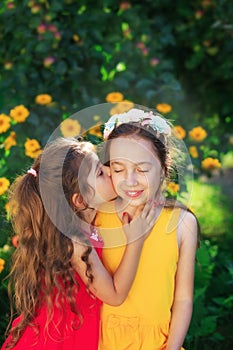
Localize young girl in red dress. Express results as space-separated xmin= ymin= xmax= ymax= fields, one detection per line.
xmin=1 ymin=137 xmax=156 ymax=349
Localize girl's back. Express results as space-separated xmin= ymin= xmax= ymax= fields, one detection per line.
xmin=2 ymin=243 xmax=103 ymax=350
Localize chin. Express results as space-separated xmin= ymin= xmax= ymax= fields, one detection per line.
xmin=124 ymin=199 xmax=147 ymax=207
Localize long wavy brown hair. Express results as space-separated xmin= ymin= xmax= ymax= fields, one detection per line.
xmin=6 ymin=137 xmax=96 ymax=348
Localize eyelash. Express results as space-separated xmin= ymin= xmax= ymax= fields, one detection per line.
xmin=113 ymin=169 xmax=149 ymax=173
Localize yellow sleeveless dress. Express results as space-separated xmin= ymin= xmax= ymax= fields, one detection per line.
xmin=96 ymin=202 xmax=185 ymax=350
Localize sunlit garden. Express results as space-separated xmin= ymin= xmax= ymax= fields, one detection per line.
xmin=0 ymin=1 xmax=232 ymax=349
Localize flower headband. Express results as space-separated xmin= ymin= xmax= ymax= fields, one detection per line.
xmin=103 ymin=108 xmax=171 ymax=139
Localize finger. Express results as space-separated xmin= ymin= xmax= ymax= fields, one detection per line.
xmin=132 ymin=205 xmax=144 ymax=218
xmin=121 ymin=211 xmax=130 ymax=225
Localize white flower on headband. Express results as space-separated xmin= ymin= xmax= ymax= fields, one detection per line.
xmin=103 ymin=108 xmax=171 ymax=139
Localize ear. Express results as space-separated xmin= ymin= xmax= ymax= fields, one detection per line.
xmin=72 ymin=193 xmax=85 ymax=209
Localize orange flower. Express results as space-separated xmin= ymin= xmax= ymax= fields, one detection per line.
xmin=10 ymin=105 xmax=30 ymax=123
xmin=202 ymin=157 xmax=221 ymax=171
xmin=12 ymin=235 xmax=19 ymax=248
xmin=173 ymin=125 xmax=186 ymax=140
xmin=24 ymin=138 xmax=42 ymax=159
xmin=0 ymin=114 xmax=11 ymax=133
xmin=60 ymin=119 xmax=81 ymax=137
xmin=189 ymin=146 xmax=199 ymax=158
xmin=189 ymin=126 xmax=207 ymax=142
xmin=167 ymin=182 xmax=180 ymax=194
xmin=87 ymin=124 xmax=103 ymax=138
xmin=4 ymin=131 xmax=16 ymax=150
xmin=73 ymin=34 xmax=80 ymax=42
xmin=156 ymin=103 xmax=172 ymax=114
xmin=0 ymin=177 xmax=10 ymax=196
xmin=35 ymin=94 xmax=52 ymax=105
xmin=0 ymin=258 xmax=5 ymax=273
xmin=106 ymin=92 xmax=124 ymax=103
xmin=110 ymin=100 xmax=134 ymax=115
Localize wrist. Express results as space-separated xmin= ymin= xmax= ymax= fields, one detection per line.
xmin=127 ymin=236 xmax=144 ymax=247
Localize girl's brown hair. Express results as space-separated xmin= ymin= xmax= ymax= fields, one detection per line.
xmin=6 ymin=137 xmax=96 ymax=347
xmin=102 ymin=122 xmax=201 ymax=242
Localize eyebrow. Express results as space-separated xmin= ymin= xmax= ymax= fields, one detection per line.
xmin=110 ymin=161 xmax=153 ymax=166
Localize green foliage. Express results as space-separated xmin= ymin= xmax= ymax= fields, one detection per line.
xmin=184 ymin=240 xmax=233 ymax=349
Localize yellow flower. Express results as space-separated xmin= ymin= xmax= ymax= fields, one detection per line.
xmin=26 ymin=149 xmax=42 ymax=159
xmin=189 ymin=126 xmax=207 ymax=142
xmin=106 ymin=92 xmax=124 ymax=103
xmin=202 ymin=157 xmax=221 ymax=171
xmin=189 ymin=146 xmax=199 ymax=158
xmin=10 ymin=105 xmax=30 ymax=123
xmin=0 ymin=177 xmax=10 ymax=196
xmin=167 ymin=182 xmax=180 ymax=194
xmin=6 ymin=199 xmax=18 ymax=219
xmin=4 ymin=131 xmax=17 ymax=150
xmin=73 ymin=34 xmax=80 ymax=42
xmin=4 ymin=61 xmax=13 ymax=70
xmin=173 ymin=125 xmax=186 ymax=140
xmin=5 ymin=202 xmax=10 ymax=214
xmin=24 ymin=138 xmax=42 ymax=159
xmin=156 ymin=103 xmax=172 ymax=114
xmin=87 ymin=124 xmax=103 ymax=138
xmin=110 ymin=100 xmax=134 ymax=115
xmin=0 ymin=258 xmax=5 ymax=273
xmin=35 ymin=94 xmax=52 ymax=105
xmin=0 ymin=114 xmax=11 ymax=133
xmin=60 ymin=119 xmax=81 ymax=137
xmin=93 ymin=115 xmax=101 ymax=121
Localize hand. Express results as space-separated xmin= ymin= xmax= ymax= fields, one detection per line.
xmin=121 ymin=200 xmax=157 ymax=243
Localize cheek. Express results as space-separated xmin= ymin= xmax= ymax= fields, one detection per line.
xmin=111 ymin=173 xmax=121 ymax=189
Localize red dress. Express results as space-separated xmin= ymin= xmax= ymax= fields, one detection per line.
xmin=1 ymin=236 xmax=103 ymax=350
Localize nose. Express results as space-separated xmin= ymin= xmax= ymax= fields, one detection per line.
xmin=125 ymin=171 xmax=138 ymax=186
xmin=102 ymin=165 xmax=111 ymax=176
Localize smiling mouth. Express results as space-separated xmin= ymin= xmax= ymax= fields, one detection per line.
xmin=124 ymin=190 xmax=144 ymax=198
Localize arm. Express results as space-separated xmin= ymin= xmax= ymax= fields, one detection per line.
xmin=166 ymin=210 xmax=198 ymax=350
xmin=72 ymin=201 xmax=156 ymax=306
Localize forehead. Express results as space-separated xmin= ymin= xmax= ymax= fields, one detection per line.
xmin=109 ymin=137 xmax=159 ymax=164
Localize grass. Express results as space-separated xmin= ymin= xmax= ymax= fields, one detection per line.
xmin=187 ymin=179 xmax=233 ymax=253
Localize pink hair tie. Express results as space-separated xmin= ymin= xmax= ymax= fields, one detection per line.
xmin=27 ymin=168 xmax=37 ymax=177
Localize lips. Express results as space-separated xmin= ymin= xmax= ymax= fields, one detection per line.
xmin=124 ymin=190 xmax=144 ymax=198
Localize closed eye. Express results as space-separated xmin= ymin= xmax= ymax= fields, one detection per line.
xmin=137 ymin=169 xmax=149 ymax=173
xmin=113 ymin=169 xmax=123 ymax=173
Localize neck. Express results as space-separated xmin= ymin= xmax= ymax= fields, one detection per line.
xmin=115 ymin=196 xmax=164 ymax=221
xmin=115 ymin=198 xmax=144 ymax=220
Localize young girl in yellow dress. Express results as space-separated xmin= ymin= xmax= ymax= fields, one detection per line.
xmin=96 ymin=108 xmax=199 ymax=350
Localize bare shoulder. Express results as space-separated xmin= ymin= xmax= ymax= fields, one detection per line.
xmin=178 ymin=209 xmax=198 ymax=246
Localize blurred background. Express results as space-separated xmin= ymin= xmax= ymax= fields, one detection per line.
xmin=0 ymin=1 xmax=232 ymax=349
